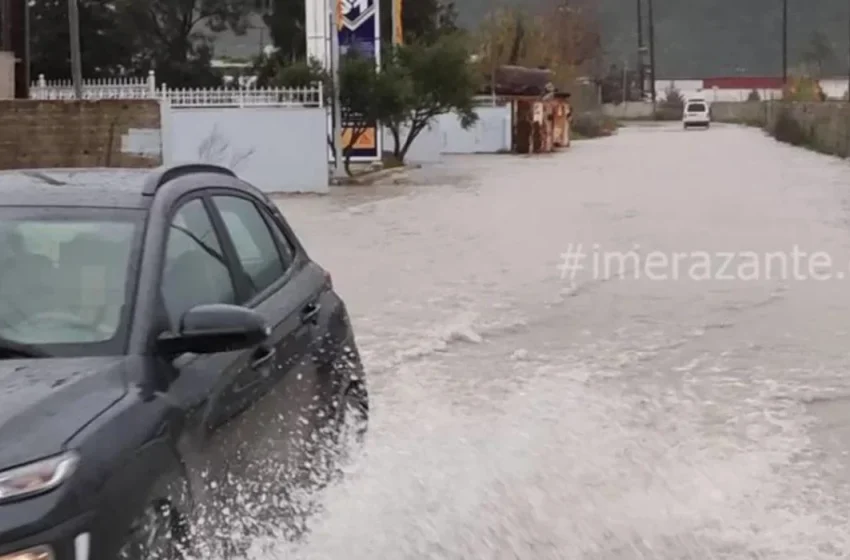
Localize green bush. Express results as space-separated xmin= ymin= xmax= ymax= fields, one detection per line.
xmin=571 ymin=112 xmax=617 ymax=138
xmin=773 ymin=106 xmax=809 ymax=146
xmin=653 ymin=106 xmax=682 ymax=121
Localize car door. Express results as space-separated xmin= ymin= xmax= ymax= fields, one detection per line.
xmin=156 ymin=197 xmax=267 ymax=508
xmin=205 ymin=193 xmax=322 ymax=492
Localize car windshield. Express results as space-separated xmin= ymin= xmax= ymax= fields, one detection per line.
xmin=687 ymin=103 xmax=707 ymax=112
xmin=0 ymin=207 xmax=141 ymax=356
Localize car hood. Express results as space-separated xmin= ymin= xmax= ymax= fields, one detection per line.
xmin=0 ymin=357 xmax=128 ymax=471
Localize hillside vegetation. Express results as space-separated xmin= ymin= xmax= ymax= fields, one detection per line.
xmin=455 ymin=0 xmax=850 ymax=78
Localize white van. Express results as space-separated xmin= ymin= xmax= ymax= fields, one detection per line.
xmin=683 ymin=98 xmax=710 ymax=129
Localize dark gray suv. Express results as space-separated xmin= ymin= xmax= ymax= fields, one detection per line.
xmin=0 ymin=163 xmax=368 ymax=559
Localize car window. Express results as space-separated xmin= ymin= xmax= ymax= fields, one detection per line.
xmin=161 ymin=199 xmax=235 ymax=328
xmin=0 ymin=215 xmax=137 ymax=347
xmin=262 ymin=208 xmax=296 ymax=265
xmin=212 ymin=195 xmax=287 ymax=298
xmin=687 ymin=103 xmax=707 ymax=112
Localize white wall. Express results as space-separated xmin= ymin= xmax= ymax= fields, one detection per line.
xmin=439 ymin=106 xmax=512 ymax=154
xmin=821 ymin=79 xmax=848 ymax=100
xmin=382 ymin=121 xmax=443 ymax=163
xmin=704 ymin=88 xmax=781 ymax=101
xmin=162 ymin=106 xmax=329 ymax=194
xmin=602 ymin=102 xmax=655 ymax=119
xmin=654 ymin=79 xmax=704 ymax=100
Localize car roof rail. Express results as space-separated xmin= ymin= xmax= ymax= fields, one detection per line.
xmin=142 ymin=163 xmax=237 ymax=195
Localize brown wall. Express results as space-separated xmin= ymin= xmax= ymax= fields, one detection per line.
xmin=0 ymin=99 xmax=162 ymax=169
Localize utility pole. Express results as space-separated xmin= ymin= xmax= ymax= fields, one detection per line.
xmin=22 ymin=0 xmax=30 ymax=98
xmin=622 ymin=59 xmax=628 ymax=104
xmin=68 ymin=0 xmax=83 ymax=99
xmin=328 ymin=0 xmax=345 ymax=180
xmin=781 ymin=0 xmax=787 ymax=85
xmin=637 ymin=0 xmax=644 ymax=98
xmin=648 ymin=0 xmax=656 ymax=110
xmin=847 ymin=0 xmax=850 ymax=100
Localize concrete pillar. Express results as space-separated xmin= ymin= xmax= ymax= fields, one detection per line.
xmin=0 ymin=51 xmax=13 ymax=99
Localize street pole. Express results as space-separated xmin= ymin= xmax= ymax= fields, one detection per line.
xmin=23 ymin=0 xmax=30 ymax=97
xmin=622 ymin=59 xmax=628 ymax=104
xmin=328 ymin=0 xmax=345 ymax=180
xmin=637 ymin=0 xmax=644 ymax=98
xmin=781 ymin=0 xmax=787 ymax=85
xmin=648 ymin=0 xmax=656 ymax=110
xmin=68 ymin=0 xmax=83 ymax=99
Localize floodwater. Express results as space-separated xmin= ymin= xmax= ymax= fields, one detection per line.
xmin=255 ymin=124 xmax=850 ymax=558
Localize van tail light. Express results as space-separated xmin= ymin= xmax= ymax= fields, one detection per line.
xmin=323 ymin=270 xmax=333 ymax=289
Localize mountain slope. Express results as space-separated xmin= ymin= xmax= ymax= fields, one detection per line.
xmin=455 ymin=0 xmax=850 ymax=78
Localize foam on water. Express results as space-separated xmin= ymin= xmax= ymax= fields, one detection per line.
xmin=241 ymin=355 xmax=849 ymax=559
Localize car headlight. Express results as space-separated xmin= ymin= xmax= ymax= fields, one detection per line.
xmin=0 ymin=452 xmax=78 ymax=503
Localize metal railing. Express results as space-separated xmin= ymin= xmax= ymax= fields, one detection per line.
xmin=29 ymin=71 xmax=323 ymax=108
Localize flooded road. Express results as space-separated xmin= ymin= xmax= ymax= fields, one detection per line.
xmin=262 ymin=124 xmax=850 ymax=558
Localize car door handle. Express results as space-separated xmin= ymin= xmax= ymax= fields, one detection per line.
xmin=250 ymin=345 xmax=276 ymax=370
xmin=301 ymin=302 xmax=321 ymax=324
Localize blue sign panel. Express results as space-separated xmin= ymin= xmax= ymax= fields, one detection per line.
xmin=337 ymin=0 xmax=380 ymax=160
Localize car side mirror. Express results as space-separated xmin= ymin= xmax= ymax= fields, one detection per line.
xmin=156 ymin=303 xmax=270 ymax=356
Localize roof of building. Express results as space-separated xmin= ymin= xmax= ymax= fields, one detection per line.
xmin=208 ymin=12 xmax=272 ymax=61
xmin=481 ymin=65 xmax=567 ymax=97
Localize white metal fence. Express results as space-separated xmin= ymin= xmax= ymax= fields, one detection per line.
xmin=29 ymin=71 xmax=323 ymax=108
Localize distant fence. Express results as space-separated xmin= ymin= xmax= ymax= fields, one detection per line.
xmin=29 ymin=71 xmax=323 ymax=108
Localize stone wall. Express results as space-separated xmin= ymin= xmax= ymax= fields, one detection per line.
xmin=602 ymin=102 xmax=655 ymax=120
xmin=708 ymin=101 xmax=769 ymax=125
xmin=765 ymin=102 xmax=850 ymax=158
xmin=0 ymin=99 xmax=162 ymax=169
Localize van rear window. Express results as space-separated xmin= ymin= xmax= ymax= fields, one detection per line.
xmin=687 ymin=103 xmax=706 ymax=112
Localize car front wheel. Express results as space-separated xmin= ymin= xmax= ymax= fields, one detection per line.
xmin=117 ymin=501 xmax=186 ymax=560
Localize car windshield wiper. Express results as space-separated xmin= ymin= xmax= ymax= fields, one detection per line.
xmin=0 ymin=336 xmax=50 ymax=359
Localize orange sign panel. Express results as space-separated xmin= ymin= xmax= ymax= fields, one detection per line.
xmin=393 ymin=0 xmax=403 ymax=44
xmin=342 ymin=126 xmax=376 ymax=150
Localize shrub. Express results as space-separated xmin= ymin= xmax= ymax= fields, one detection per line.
xmin=571 ymin=112 xmax=617 ymax=138
xmin=657 ymin=84 xmax=684 ymax=119
xmin=747 ymin=89 xmax=761 ymax=101
xmin=773 ymin=106 xmax=809 ymax=146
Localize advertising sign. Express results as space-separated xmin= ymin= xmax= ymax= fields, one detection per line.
xmin=393 ymin=0 xmax=403 ymax=44
xmin=337 ymin=0 xmax=381 ymax=160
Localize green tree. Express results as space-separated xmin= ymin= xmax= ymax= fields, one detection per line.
xmin=264 ymin=0 xmax=306 ymax=63
xmin=30 ymin=0 xmax=133 ymax=79
xmin=661 ymin=83 xmax=684 ymax=109
xmin=274 ymin=54 xmax=396 ymax=176
xmin=382 ymin=34 xmax=479 ymax=162
xmin=380 ymin=0 xmax=458 ymax=45
xmin=115 ymin=0 xmax=254 ymax=86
